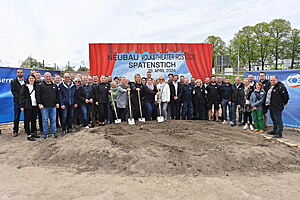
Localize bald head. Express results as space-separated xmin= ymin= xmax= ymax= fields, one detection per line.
xmin=270 ymin=76 xmax=278 ymax=86
xmin=44 ymin=72 xmax=52 ymax=83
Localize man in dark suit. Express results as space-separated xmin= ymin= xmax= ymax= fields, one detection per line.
xmin=10 ymin=69 xmax=26 ymax=137
xmin=169 ymin=75 xmax=182 ymax=119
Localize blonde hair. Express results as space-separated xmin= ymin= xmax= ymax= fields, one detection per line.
xmin=195 ymin=79 xmax=203 ymax=86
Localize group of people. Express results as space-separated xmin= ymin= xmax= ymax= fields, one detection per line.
xmin=10 ymin=69 xmax=289 ymax=141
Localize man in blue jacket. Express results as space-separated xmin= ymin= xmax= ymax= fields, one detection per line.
xmin=181 ymin=78 xmax=193 ymax=120
xmin=220 ymin=78 xmax=232 ymax=124
xmin=59 ymin=73 xmax=78 ymax=135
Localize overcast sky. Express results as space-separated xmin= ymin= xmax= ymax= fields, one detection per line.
xmin=0 ymin=0 xmax=299 ymax=68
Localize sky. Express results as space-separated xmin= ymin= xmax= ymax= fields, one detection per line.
xmin=0 ymin=0 xmax=299 ymax=69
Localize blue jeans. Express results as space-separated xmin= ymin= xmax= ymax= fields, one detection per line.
xmin=13 ymin=102 xmax=22 ymax=133
xmin=107 ymin=103 xmax=114 ymax=123
xmin=221 ymin=99 xmax=232 ymax=121
xmin=270 ymin=110 xmax=283 ymax=135
xmin=41 ymin=107 xmax=56 ymax=135
xmin=182 ymin=101 xmax=193 ymax=120
xmin=144 ymin=102 xmax=154 ymax=121
xmin=231 ymin=102 xmax=243 ymax=124
xmin=80 ymin=103 xmax=90 ymax=127
xmin=61 ymin=105 xmax=74 ymax=131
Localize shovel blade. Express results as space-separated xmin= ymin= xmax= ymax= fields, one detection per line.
xmin=138 ymin=118 xmax=145 ymax=122
xmin=157 ymin=116 xmax=164 ymax=123
xmin=114 ymin=119 xmax=122 ymax=124
xmin=128 ymin=118 xmax=135 ymax=125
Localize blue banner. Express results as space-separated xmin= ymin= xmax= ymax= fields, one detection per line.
xmin=0 ymin=67 xmax=61 ymax=123
xmin=244 ymin=69 xmax=300 ymax=128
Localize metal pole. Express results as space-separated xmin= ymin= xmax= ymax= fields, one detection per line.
xmin=237 ymin=52 xmax=240 ymax=74
xmin=221 ymin=55 xmax=224 ymax=78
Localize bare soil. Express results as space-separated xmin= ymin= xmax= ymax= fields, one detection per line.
xmin=0 ymin=120 xmax=300 ymax=199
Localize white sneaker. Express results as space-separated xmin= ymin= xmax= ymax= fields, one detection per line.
xmin=230 ymin=121 xmax=234 ymax=126
xmin=249 ymin=124 xmax=254 ymax=131
xmin=243 ymin=124 xmax=249 ymax=130
xmin=222 ymin=120 xmax=227 ymax=125
xmin=84 ymin=126 xmax=89 ymax=129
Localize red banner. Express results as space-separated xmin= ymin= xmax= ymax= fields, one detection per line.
xmin=89 ymin=43 xmax=212 ymax=81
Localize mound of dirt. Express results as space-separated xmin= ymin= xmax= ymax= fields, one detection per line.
xmin=31 ymin=120 xmax=300 ymax=176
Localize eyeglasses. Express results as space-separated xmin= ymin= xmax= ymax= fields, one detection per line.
xmin=74 ymin=81 xmax=80 ymax=82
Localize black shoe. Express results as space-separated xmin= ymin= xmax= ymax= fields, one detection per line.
xmin=267 ymin=131 xmax=276 ymax=135
xmin=27 ymin=136 xmax=36 ymax=141
xmin=52 ymin=134 xmax=58 ymax=138
xmin=272 ymin=134 xmax=282 ymax=138
xmin=31 ymin=133 xmax=41 ymax=138
xmin=238 ymin=122 xmax=243 ymax=126
xmin=43 ymin=135 xmax=48 ymax=139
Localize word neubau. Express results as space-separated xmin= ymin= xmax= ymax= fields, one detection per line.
xmin=128 ymin=61 xmax=176 ymax=68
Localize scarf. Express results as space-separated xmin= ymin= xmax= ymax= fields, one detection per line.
xmin=146 ymin=83 xmax=153 ymax=90
xmin=265 ymin=86 xmax=274 ymax=106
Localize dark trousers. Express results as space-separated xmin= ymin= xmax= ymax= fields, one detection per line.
xmin=73 ymin=106 xmax=82 ymax=126
xmin=132 ymin=100 xmax=142 ymax=120
xmin=182 ymin=101 xmax=193 ymax=120
xmin=117 ymin=107 xmax=128 ymax=122
xmin=270 ymin=110 xmax=283 ymax=135
xmin=13 ymin=102 xmax=23 ymax=133
xmin=98 ymin=103 xmax=107 ymax=123
xmin=61 ymin=105 xmax=74 ymax=131
xmin=81 ymin=103 xmax=91 ymax=127
xmin=56 ymin=108 xmax=63 ymax=128
xmin=231 ymin=102 xmax=243 ymax=124
xmin=170 ymin=100 xmax=181 ymax=120
xmin=243 ymin=112 xmax=253 ymax=124
xmin=107 ymin=103 xmax=113 ymax=123
xmin=91 ymin=103 xmax=99 ymax=126
xmin=194 ymin=102 xmax=206 ymax=120
xmin=144 ymin=102 xmax=155 ymax=121
xmin=24 ymin=106 xmax=38 ymax=135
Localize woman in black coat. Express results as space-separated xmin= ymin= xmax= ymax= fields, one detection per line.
xmin=20 ymin=75 xmax=39 ymax=141
xmin=192 ymin=79 xmax=207 ymax=120
xmin=142 ymin=78 xmax=158 ymax=121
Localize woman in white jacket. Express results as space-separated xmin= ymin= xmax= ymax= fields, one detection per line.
xmin=156 ymin=76 xmax=170 ymax=120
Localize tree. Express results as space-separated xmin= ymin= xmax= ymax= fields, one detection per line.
xmin=253 ymin=22 xmax=272 ymax=70
xmin=20 ymin=56 xmax=43 ymax=68
xmin=285 ymin=28 xmax=300 ymax=69
xmin=231 ymin=26 xmax=257 ymax=71
xmin=77 ymin=66 xmax=88 ymax=72
xmin=65 ymin=66 xmax=74 ymax=71
xmin=269 ymin=19 xmax=292 ymax=69
xmin=204 ymin=35 xmax=226 ymax=70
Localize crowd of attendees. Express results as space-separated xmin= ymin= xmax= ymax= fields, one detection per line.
xmin=10 ymin=69 xmax=289 ymax=141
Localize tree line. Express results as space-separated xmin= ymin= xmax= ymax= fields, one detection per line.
xmin=204 ymin=19 xmax=300 ymax=71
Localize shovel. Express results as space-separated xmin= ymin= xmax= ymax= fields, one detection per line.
xmin=157 ymin=93 xmax=164 ymax=123
xmin=137 ymin=90 xmax=145 ymax=122
xmin=111 ymin=92 xmax=121 ymax=124
xmin=127 ymin=90 xmax=135 ymax=125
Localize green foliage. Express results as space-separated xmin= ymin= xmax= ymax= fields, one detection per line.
xmin=212 ymin=18 xmax=298 ymax=71
xmin=204 ymin=35 xmax=227 ymax=69
xmin=20 ymin=57 xmax=43 ymax=68
xmin=269 ymin=19 xmax=292 ymax=69
xmin=65 ymin=66 xmax=74 ymax=71
xmin=285 ymin=28 xmax=300 ymax=69
xmin=77 ymin=66 xmax=88 ymax=71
